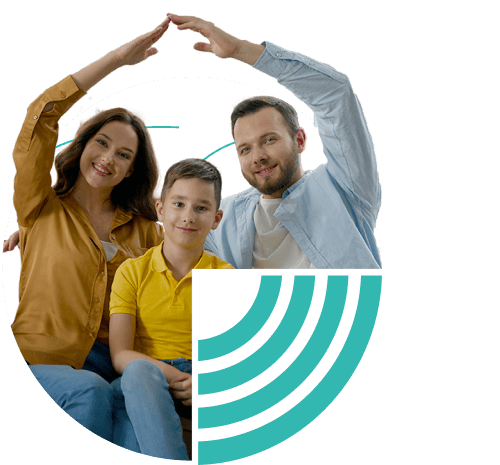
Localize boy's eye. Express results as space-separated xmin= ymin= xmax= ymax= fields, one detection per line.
xmin=174 ymin=202 xmax=183 ymax=208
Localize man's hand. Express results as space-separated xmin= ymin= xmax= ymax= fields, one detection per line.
xmin=167 ymin=14 xmax=264 ymax=65
xmin=3 ymin=230 xmax=19 ymax=252
xmin=169 ymin=373 xmax=192 ymax=406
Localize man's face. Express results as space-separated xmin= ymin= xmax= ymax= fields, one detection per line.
xmin=233 ymin=107 xmax=305 ymax=199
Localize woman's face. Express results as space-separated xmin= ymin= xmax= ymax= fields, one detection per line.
xmin=78 ymin=121 xmax=139 ymax=191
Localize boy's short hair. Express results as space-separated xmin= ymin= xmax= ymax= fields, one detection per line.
xmin=161 ymin=158 xmax=222 ymax=209
xmin=230 ymin=96 xmax=300 ymax=140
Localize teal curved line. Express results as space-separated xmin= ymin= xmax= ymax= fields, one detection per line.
xmin=198 ymin=276 xmax=315 ymax=395
xmin=204 ymin=142 xmax=235 ymax=160
xmin=54 ymin=126 xmax=180 ymax=149
xmin=199 ymin=276 xmax=282 ymax=361
xmin=199 ymin=275 xmax=348 ymax=428
xmin=198 ymin=275 xmax=382 ymax=465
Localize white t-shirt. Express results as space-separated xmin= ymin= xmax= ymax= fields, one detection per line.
xmin=252 ymin=196 xmax=315 ymax=269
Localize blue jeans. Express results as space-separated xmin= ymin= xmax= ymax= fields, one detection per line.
xmin=111 ymin=358 xmax=192 ymax=460
xmin=29 ymin=341 xmax=191 ymax=460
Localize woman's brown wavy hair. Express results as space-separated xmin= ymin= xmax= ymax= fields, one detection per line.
xmin=53 ymin=108 xmax=159 ymax=221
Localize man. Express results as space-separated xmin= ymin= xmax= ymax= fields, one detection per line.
xmin=168 ymin=14 xmax=381 ymax=269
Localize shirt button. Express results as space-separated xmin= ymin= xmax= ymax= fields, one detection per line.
xmin=175 ymin=289 xmax=179 ymax=295
xmin=60 ymin=91 xmax=66 ymax=97
xmin=277 ymin=53 xmax=282 ymax=57
xmin=95 ymin=297 xmax=101 ymax=303
xmin=33 ymin=115 xmax=38 ymax=120
xmin=101 ymin=271 xmax=105 ymax=276
xmin=111 ymin=235 xmax=116 ymax=240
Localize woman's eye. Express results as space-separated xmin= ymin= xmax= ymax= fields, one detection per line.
xmin=96 ymin=139 xmax=107 ymax=147
xmin=118 ymin=152 xmax=130 ymax=159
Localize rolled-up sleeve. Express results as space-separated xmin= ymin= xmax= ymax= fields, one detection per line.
xmin=13 ymin=76 xmax=86 ymax=227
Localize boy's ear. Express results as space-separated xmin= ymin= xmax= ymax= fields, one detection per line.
xmin=211 ymin=210 xmax=223 ymax=230
xmin=155 ymin=199 xmax=164 ymax=220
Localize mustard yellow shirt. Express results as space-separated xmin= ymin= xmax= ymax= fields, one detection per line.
xmin=110 ymin=243 xmax=233 ymax=360
xmin=11 ymin=76 xmax=163 ymax=368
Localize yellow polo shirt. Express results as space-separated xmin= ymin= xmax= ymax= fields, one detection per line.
xmin=110 ymin=243 xmax=233 ymax=360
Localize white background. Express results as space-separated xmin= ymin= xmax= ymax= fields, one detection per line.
xmin=2 ymin=77 xmax=380 ymax=323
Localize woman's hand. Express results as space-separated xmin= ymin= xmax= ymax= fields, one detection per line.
xmin=72 ymin=17 xmax=171 ymax=92
xmin=114 ymin=17 xmax=171 ymax=66
xmin=3 ymin=230 xmax=19 ymax=252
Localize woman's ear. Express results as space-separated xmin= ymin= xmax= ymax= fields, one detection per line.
xmin=125 ymin=165 xmax=134 ymax=178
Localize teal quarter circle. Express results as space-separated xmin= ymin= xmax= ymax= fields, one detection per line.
xmin=197 ymin=275 xmax=382 ymax=465
xmin=199 ymin=275 xmax=348 ymax=428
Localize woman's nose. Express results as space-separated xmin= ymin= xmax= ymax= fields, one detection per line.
xmin=100 ymin=149 xmax=113 ymax=165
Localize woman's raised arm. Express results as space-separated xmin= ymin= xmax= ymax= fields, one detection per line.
xmin=71 ymin=17 xmax=170 ymax=93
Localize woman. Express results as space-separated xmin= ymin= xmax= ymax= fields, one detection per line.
xmin=10 ymin=18 xmax=170 ymax=445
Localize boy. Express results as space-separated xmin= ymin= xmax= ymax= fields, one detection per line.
xmin=108 ymin=158 xmax=233 ymax=461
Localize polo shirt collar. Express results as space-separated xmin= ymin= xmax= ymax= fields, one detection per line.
xmin=151 ymin=243 xmax=214 ymax=274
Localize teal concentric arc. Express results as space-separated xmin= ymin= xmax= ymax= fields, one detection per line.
xmin=197 ymin=275 xmax=382 ymax=465
xmin=204 ymin=142 xmax=235 ymax=160
xmin=54 ymin=126 xmax=180 ymax=149
xmin=199 ymin=275 xmax=348 ymax=428
xmin=198 ymin=276 xmax=282 ymax=361
xmin=198 ymin=276 xmax=315 ymax=395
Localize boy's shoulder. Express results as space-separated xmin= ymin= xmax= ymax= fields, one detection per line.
xmin=116 ymin=243 xmax=162 ymax=277
xmin=202 ymin=250 xmax=234 ymax=270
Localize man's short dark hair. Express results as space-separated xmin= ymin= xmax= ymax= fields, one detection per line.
xmin=161 ymin=158 xmax=222 ymax=209
xmin=230 ymin=96 xmax=300 ymax=140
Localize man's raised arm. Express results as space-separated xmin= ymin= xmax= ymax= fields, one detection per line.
xmin=167 ymin=14 xmax=264 ymax=65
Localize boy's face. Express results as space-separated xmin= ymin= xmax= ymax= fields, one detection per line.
xmin=156 ymin=178 xmax=223 ymax=250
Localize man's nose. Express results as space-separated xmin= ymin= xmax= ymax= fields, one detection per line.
xmin=252 ymin=146 xmax=269 ymax=164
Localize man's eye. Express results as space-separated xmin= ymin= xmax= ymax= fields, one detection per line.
xmin=197 ymin=206 xmax=208 ymax=211
xmin=240 ymin=147 xmax=250 ymax=155
xmin=265 ymin=137 xmax=276 ymax=143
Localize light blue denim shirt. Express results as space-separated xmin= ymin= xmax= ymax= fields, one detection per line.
xmin=205 ymin=42 xmax=381 ymax=269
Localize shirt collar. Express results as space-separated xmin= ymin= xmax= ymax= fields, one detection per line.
xmin=282 ymin=171 xmax=312 ymax=199
xmin=61 ymin=195 xmax=134 ymax=229
xmin=151 ymin=243 xmax=215 ymax=275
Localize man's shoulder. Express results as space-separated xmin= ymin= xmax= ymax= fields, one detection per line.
xmin=220 ymin=186 xmax=261 ymax=209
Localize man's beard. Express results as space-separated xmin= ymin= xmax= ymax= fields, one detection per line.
xmin=243 ymin=144 xmax=300 ymax=196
